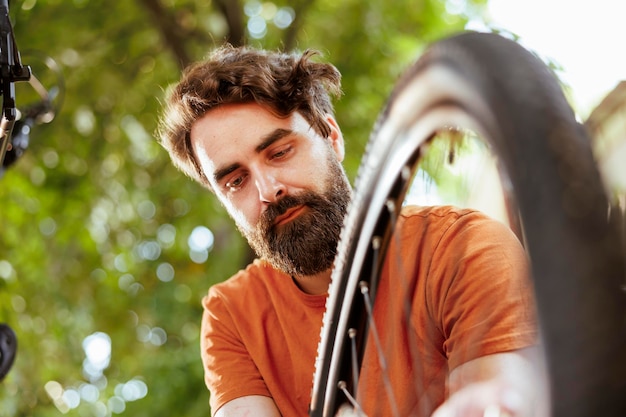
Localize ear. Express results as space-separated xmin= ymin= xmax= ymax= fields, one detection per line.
xmin=325 ymin=114 xmax=345 ymax=162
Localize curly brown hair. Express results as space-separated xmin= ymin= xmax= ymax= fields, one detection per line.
xmin=157 ymin=45 xmax=343 ymax=188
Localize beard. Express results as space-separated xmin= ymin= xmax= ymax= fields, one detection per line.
xmin=241 ymin=157 xmax=351 ymax=277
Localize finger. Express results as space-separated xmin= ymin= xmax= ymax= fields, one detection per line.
xmin=483 ymin=404 xmax=513 ymax=417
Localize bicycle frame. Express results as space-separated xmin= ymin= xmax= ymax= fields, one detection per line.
xmin=0 ymin=0 xmax=31 ymax=167
xmin=0 ymin=0 xmax=30 ymax=382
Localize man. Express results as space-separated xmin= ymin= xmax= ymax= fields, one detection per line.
xmin=158 ymin=45 xmax=541 ymax=417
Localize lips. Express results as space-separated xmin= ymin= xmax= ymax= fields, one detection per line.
xmin=274 ymin=205 xmax=306 ymax=226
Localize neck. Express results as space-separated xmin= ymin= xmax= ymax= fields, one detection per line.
xmin=292 ymin=268 xmax=332 ymax=295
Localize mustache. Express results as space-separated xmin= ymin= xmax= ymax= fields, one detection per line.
xmin=260 ymin=192 xmax=321 ymax=230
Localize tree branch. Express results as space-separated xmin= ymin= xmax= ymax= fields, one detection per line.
xmin=283 ymin=0 xmax=317 ymax=51
xmin=213 ymin=0 xmax=245 ymax=47
xmin=136 ymin=0 xmax=193 ymax=69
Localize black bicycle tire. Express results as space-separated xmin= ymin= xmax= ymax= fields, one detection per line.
xmin=0 ymin=323 xmax=17 ymax=381
xmin=310 ymin=31 xmax=626 ymax=417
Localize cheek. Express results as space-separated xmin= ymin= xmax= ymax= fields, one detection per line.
xmin=220 ymin=196 xmax=258 ymax=233
xmin=304 ymin=147 xmax=336 ymax=187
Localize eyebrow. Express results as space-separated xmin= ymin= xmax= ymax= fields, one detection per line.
xmin=213 ymin=163 xmax=240 ymax=184
xmin=255 ymin=128 xmax=292 ymax=153
xmin=212 ymin=128 xmax=294 ymax=183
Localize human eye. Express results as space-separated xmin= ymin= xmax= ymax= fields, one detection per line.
xmin=270 ymin=145 xmax=292 ymax=160
xmin=225 ymin=172 xmax=247 ymax=191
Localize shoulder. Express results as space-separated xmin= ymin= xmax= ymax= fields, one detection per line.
xmin=210 ymin=259 xmax=276 ymax=292
xmin=395 ymin=205 xmax=527 ymax=286
xmin=203 ymin=260 xmax=285 ymax=311
xmin=398 ymin=205 xmax=508 ymax=243
xmin=400 ymin=204 xmax=491 ymax=224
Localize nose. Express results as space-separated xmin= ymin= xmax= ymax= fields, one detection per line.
xmin=256 ymin=171 xmax=286 ymax=204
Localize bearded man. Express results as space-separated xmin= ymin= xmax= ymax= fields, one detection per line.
xmin=157 ymin=45 xmax=539 ymax=417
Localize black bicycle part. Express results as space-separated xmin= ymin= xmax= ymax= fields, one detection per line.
xmin=0 ymin=0 xmax=31 ymax=382
xmin=0 ymin=323 xmax=17 ymax=381
xmin=0 ymin=0 xmax=32 ymax=168
xmin=310 ymin=31 xmax=626 ymax=417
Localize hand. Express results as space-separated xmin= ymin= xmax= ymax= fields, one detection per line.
xmin=430 ymin=380 xmax=523 ymax=417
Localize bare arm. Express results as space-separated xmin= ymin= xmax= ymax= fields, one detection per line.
xmin=432 ymin=347 xmax=549 ymax=417
xmin=214 ymin=395 xmax=282 ymax=417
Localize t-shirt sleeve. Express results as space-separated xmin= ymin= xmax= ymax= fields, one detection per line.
xmin=200 ymin=286 xmax=271 ymax=414
xmin=427 ymin=210 xmax=538 ymax=371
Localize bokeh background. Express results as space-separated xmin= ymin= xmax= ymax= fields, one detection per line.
xmin=1 ymin=1 xmax=623 ymax=416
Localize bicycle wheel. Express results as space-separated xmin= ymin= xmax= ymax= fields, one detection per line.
xmin=0 ymin=323 xmax=17 ymax=381
xmin=310 ymin=31 xmax=626 ymax=417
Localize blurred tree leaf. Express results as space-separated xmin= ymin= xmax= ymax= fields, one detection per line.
xmin=0 ymin=0 xmax=487 ymax=415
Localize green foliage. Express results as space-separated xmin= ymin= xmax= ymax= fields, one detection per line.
xmin=0 ymin=0 xmax=487 ymax=415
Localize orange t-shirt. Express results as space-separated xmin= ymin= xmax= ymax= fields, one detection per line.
xmin=200 ymin=206 xmax=537 ymax=416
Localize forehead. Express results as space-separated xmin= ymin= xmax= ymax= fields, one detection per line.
xmin=189 ymin=102 xmax=315 ymax=177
